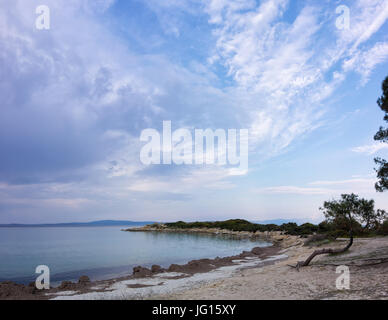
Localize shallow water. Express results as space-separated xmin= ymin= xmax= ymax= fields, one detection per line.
xmin=0 ymin=226 xmax=270 ymax=284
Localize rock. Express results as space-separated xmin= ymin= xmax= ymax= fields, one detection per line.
xmin=151 ymin=265 xmax=163 ymax=273
xmin=133 ymin=266 xmax=152 ymax=278
xmin=168 ymin=264 xmax=184 ymax=272
xmin=27 ymin=282 xmax=37 ymax=294
xmin=59 ymin=281 xmax=75 ymax=290
xmin=186 ymin=259 xmax=214 ymax=273
xmin=239 ymin=250 xmax=254 ymax=258
xmin=78 ymin=275 xmax=90 ymax=285
xmin=0 ymin=281 xmax=36 ymax=298
xmin=251 ymin=247 xmax=264 ymax=255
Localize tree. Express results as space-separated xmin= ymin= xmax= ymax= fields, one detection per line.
xmin=374 ymin=75 xmax=388 ymax=192
xmin=322 ymin=194 xmax=386 ymax=231
xmin=293 ymin=194 xmax=386 ymax=269
xmin=375 ymin=210 xmax=388 ymax=230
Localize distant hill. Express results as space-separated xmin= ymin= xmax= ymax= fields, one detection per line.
xmin=0 ymin=220 xmax=155 ymax=228
xmin=252 ymin=219 xmax=311 ymax=226
xmin=0 ymin=219 xmax=314 ymax=228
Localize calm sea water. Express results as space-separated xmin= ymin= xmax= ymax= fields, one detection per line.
xmin=0 ymin=227 xmax=270 ymax=285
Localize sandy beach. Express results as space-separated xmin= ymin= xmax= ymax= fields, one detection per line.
xmin=155 ymin=236 xmax=388 ymax=300
xmin=49 ymin=234 xmax=388 ymax=300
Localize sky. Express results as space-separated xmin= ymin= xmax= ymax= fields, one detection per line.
xmin=1 ymin=0 xmax=388 ymax=224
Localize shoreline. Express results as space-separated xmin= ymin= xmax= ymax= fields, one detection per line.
xmin=3 ymin=230 xmax=386 ymax=300
xmin=123 ymin=225 xmax=305 ymax=248
xmin=0 ymin=229 xmax=294 ymax=300
xmin=155 ymin=236 xmax=388 ymax=300
xmin=51 ymin=244 xmax=288 ymax=300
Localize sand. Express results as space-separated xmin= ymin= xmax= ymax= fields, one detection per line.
xmin=155 ymin=237 xmax=388 ymax=300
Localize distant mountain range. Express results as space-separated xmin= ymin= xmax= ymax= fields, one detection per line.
xmin=0 ymin=220 xmax=155 ymax=228
xmin=0 ymin=218 xmax=313 ymax=228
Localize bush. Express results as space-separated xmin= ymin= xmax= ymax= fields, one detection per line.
xmin=279 ymin=222 xmax=318 ymax=236
xmin=317 ymin=217 xmax=368 ymax=238
xmin=164 ymin=217 xmax=387 ymax=237
xmin=304 ymin=233 xmax=333 ymax=246
xmin=298 ymin=223 xmax=319 ymax=235
xmin=279 ymin=223 xmax=298 ymax=234
xmin=378 ymin=220 xmax=388 ymax=235
xmin=318 ymin=221 xmax=331 ymax=233
xmin=164 ymin=219 xmax=320 ymax=235
xmin=165 ymin=219 xmax=282 ymax=232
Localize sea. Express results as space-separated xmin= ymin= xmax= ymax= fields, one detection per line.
xmin=0 ymin=226 xmax=270 ymax=285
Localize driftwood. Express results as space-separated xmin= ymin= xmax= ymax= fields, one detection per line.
xmin=292 ymin=231 xmax=353 ymax=271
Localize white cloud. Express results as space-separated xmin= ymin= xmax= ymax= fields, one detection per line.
xmin=127 ymin=166 xmax=237 ymax=194
xmin=257 ymin=186 xmax=330 ymax=195
xmin=309 ymin=178 xmax=375 ymax=187
xmin=332 ymin=0 xmax=388 ymax=84
xmin=350 ymin=0 xmax=388 ymax=51
xmin=2 ymin=0 xmax=388 ymax=222
xmin=309 ymin=178 xmax=377 ymax=195
xmin=205 ymin=2 xmax=327 ymax=156
xmin=202 ymin=0 xmax=388 ymax=159
xmin=344 ymin=42 xmax=388 ymax=83
xmin=208 ymin=4 xmax=345 ymax=162
xmin=351 ymin=142 xmax=388 ymax=155
xmin=259 ymin=177 xmax=378 ymax=196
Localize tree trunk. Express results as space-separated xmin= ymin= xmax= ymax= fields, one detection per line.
xmin=295 ymin=231 xmax=353 ymax=270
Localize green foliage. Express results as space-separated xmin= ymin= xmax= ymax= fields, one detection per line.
xmin=317 ymin=221 xmax=331 ymax=233
xmin=278 ymin=222 xmax=298 ymax=234
xmin=378 ymin=220 xmax=388 ymax=236
xmin=304 ymin=233 xmax=334 ymax=246
xmin=280 ymin=222 xmax=318 ymax=236
xmin=374 ymin=75 xmax=388 ymax=192
xmin=315 ymin=194 xmax=388 ymax=238
xmin=163 ymin=195 xmax=387 ymax=238
xmin=164 ymin=219 xmax=320 ymax=235
xmin=324 ymin=219 xmax=364 ymax=238
xmin=319 ymin=193 xmax=387 ymax=236
xmin=165 ymin=219 xmax=282 ymax=232
xmin=374 ymin=158 xmax=388 ymax=192
xmin=377 ymin=75 xmax=388 ymax=116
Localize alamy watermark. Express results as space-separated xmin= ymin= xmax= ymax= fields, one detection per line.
xmin=336 ymin=5 xmax=350 ymax=30
xmin=336 ymin=265 xmax=350 ymax=290
xmin=35 ymin=265 xmax=50 ymax=290
xmin=139 ymin=121 xmax=249 ymax=172
xmin=33 ymin=4 xmax=350 ymax=32
xmin=35 ymin=5 xmax=50 ymax=30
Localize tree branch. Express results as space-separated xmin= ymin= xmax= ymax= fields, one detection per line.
xmin=293 ymin=231 xmax=353 ymax=270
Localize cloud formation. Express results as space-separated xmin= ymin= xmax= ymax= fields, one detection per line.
xmin=1 ymin=0 xmax=388 ymax=222
xmin=352 ymin=142 xmax=388 ymax=155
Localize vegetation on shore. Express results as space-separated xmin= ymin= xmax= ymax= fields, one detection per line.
xmin=159 ymin=193 xmax=388 ymax=239
xmin=162 ymin=218 xmax=387 ymax=238
xmin=162 ymin=219 xmax=317 ymax=235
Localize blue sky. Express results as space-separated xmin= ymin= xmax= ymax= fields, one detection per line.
xmin=1 ymin=0 xmax=388 ymax=223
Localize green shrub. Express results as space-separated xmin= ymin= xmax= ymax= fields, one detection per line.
xmin=163 ymin=217 xmax=386 ymax=237
xmin=164 ymin=219 xmax=314 ymax=234
xmin=304 ymin=233 xmax=333 ymax=246
xmin=378 ymin=220 xmax=388 ymax=235
xmin=165 ymin=219 xmax=269 ymax=232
